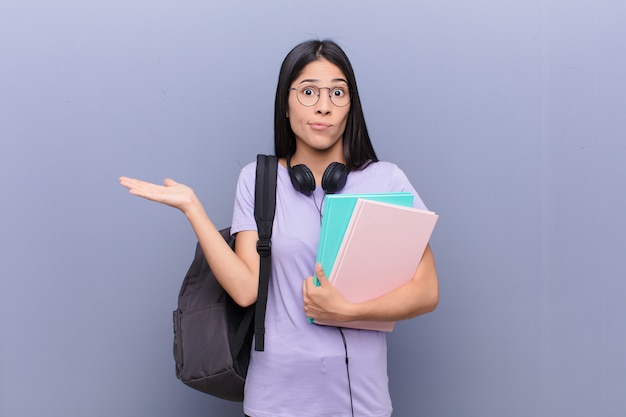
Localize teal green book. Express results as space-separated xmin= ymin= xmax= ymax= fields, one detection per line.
xmin=315 ymin=192 xmax=414 ymax=284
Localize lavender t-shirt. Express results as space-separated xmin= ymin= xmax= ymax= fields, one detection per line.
xmin=231 ymin=160 xmax=426 ymax=417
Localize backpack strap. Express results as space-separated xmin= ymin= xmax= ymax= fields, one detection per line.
xmin=254 ymin=154 xmax=278 ymax=351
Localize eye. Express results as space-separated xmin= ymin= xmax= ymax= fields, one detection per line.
xmin=301 ymin=86 xmax=318 ymax=96
xmin=331 ymin=87 xmax=347 ymax=97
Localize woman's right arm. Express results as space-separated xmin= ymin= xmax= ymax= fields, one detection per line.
xmin=119 ymin=176 xmax=260 ymax=306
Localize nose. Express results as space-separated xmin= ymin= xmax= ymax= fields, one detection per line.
xmin=315 ymin=90 xmax=332 ymax=114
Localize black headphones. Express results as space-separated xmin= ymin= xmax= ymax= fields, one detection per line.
xmin=286 ymin=154 xmax=348 ymax=195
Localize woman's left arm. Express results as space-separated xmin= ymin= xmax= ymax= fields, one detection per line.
xmin=302 ymin=244 xmax=439 ymax=322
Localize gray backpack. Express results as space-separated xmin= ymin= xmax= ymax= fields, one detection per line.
xmin=172 ymin=155 xmax=277 ymax=401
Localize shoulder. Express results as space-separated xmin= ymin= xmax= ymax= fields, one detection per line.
xmin=347 ymin=161 xmax=427 ymax=209
xmin=235 ymin=160 xmax=258 ymax=187
xmin=353 ymin=160 xmax=412 ymax=185
xmin=233 ymin=160 xmax=258 ymax=202
xmin=237 ymin=156 xmax=278 ymax=183
xmin=361 ymin=160 xmax=405 ymax=175
xmin=239 ymin=160 xmax=258 ymax=179
xmin=231 ymin=160 xmax=258 ymax=233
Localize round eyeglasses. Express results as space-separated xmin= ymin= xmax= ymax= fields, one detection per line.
xmin=289 ymin=85 xmax=351 ymax=107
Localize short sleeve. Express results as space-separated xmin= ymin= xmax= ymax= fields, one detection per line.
xmin=386 ymin=163 xmax=428 ymax=211
xmin=230 ymin=161 xmax=257 ymax=235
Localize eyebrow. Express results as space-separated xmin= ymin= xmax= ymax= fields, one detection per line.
xmin=298 ymin=78 xmax=348 ymax=85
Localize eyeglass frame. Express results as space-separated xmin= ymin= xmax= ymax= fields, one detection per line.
xmin=288 ymin=85 xmax=353 ymax=107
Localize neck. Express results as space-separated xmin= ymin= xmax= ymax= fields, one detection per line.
xmin=291 ymin=146 xmax=345 ymax=183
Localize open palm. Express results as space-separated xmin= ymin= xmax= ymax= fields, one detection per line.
xmin=119 ymin=176 xmax=196 ymax=212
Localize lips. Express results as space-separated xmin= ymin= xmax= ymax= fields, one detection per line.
xmin=309 ymin=122 xmax=332 ymax=131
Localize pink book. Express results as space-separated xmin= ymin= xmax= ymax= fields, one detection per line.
xmin=315 ymin=199 xmax=438 ymax=331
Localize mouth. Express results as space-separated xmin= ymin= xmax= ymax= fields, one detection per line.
xmin=309 ymin=122 xmax=332 ymax=130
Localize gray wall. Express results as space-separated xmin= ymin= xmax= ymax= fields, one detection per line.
xmin=1 ymin=0 xmax=625 ymax=416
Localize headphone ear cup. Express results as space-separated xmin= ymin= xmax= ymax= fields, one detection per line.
xmin=321 ymin=162 xmax=348 ymax=194
xmin=289 ymin=164 xmax=316 ymax=195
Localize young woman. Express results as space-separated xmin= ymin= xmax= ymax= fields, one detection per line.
xmin=120 ymin=39 xmax=438 ymax=417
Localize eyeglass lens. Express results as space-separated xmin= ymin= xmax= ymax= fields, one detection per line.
xmin=294 ymin=85 xmax=350 ymax=107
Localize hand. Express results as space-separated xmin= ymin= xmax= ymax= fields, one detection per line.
xmin=119 ymin=176 xmax=198 ymax=213
xmin=302 ymin=263 xmax=352 ymax=322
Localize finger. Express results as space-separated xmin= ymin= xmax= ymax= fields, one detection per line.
xmin=120 ymin=176 xmax=153 ymax=191
xmin=314 ymin=263 xmax=330 ymax=287
xmin=302 ymin=279 xmax=314 ymax=317
xmin=163 ymin=178 xmax=178 ymax=187
xmin=303 ymin=275 xmax=316 ymax=294
xmin=119 ymin=178 xmax=166 ymax=201
xmin=119 ymin=176 xmax=140 ymax=189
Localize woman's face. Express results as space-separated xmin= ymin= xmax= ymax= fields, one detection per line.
xmin=287 ymin=59 xmax=350 ymax=155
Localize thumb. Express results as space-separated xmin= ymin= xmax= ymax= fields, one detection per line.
xmin=314 ymin=263 xmax=331 ymax=287
xmin=163 ymin=178 xmax=178 ymax=187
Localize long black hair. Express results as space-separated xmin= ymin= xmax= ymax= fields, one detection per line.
xmin=274 ymin=40 xmax=378 ymax=170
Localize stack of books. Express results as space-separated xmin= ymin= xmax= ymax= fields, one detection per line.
xmin=313 ymin=193 xmax=438 ymax=331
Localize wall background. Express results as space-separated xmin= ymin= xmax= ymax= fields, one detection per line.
xmin=1 ymin=0 xmax=625 ymax=416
